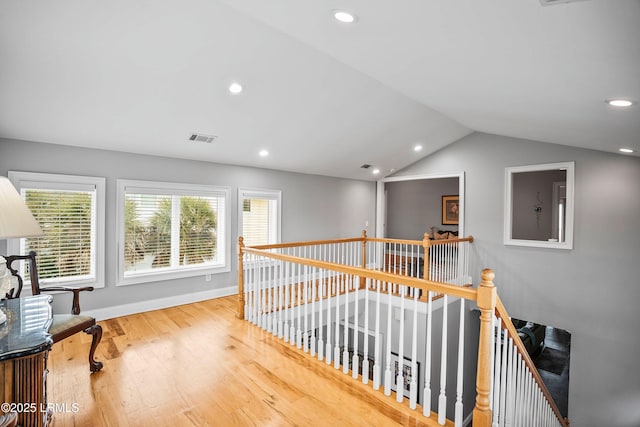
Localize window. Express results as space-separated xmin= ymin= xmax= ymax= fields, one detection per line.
xmin=117 ymin=180 xmax=230 ymax=286
xmin=238 ymin=188 xmax=281 ymax=247
xmin=7 ymin=171 xmax=106 ymax=289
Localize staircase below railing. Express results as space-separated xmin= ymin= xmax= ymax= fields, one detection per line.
xmin=491 ymin=296 xmax=569 ymax=427
xmin=237 ymin=233 xmax=568 ymax=427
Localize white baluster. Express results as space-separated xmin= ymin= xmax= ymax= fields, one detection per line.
xmin=277 ymin=260 xmax=283 ymax=338
xmin=352 ymin=276 xmax=360 ymax=380
xmin=362 ymin=278 xmax=370 ymax=385
xmin=288 ymin=252 xmax=296 ymax=344
xmin=265 ymin=257 xmax=271 ymax=332
xmin=454 ymin=298 xmax=465 ymax=427
xmin=492 ymin=320 xmax=502 ymax=427
xmin=499 ymin=328 xmax=509 ymax=427
xmin=409 ymin=289 xmax=419 ymax=410
xmin=310 ymin=265 xmax=316 ymax=357
xmin=247 ymin=254 xmax=253 ymax=323
xmin=253 ymin=257 xmax=259 ymax=326
xmin=429 ymin=245 xmax=435 ymax=282
xmin=397 ymin=285 xmax=405 ymax=404
xmin=333 ymin=248 xmax=341 ymax=369
xmin=260 ymin=258 xmax=266 ymax=329
xmin=384 ymin=283 xmax=392 ymax=396
xmin=272 ymin=260 xmax=278 ymax=336
xmin=373 ymin=280 xmax=382 ymax=390
xmin=254 ymin=254 xmax=260 ymax=324
xmin=303 ymin=264 xmax=309 ymax=353
xmin=438 ymin=294 xmax=448 ymax=426
xmin=342 ymin=274 xmax=350 ymax=375
xmin=243 ymin=253 xmax=249 ymax=320
xmin=524 ymin=364 xmax=533 ymax=426
xmin=423 ymin=290 xmax=433 ymax=417
xmin=411 ymin=243 xmax=416 ymax=278
xmin=505 ymin=337 xmax=515 ymax=427
xmin=441 ymin=243 xmax=446 ymax=284
xmin=283 ymin=259 xmax=290 ymax=343
xmin=318 ymin=268 xmax=324 ymax=361
xmin=515 ymin=354 xmax=524 ymax=425
xmin=296 ymin=251 xmax=302 ymax=349
xmin=326 ymin=246 xmax=334 ymax=366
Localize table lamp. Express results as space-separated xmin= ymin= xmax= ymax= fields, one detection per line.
xmin=0 ymin=176 xmax=44 ymax=323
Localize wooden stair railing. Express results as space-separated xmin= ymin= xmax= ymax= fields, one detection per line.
xmin=237 ymin=234 xmax=567 ymax=427
xmin=493 ymin=296 xmax=570 ymax=427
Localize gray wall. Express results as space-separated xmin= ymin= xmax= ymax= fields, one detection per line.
xmin=512 ymin=169 xmax=566 ymax=241
xmin=393 ymin=132 xmax=640 ymax=427
xmin=385 ymin=178 xmax=458 ymax=240
xmin=0 ymin=138 xmax=376 ymax=313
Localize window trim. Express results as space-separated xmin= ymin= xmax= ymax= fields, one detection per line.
xmin=238 ymin=188 xmax=282 ymax=247
xmin=116 ymin=179 xmax=231 ymax=287
xmin=7 ymin=171 xmax=106 ymax=290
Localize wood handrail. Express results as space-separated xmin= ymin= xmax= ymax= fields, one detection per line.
xmin=365 ymin=235 xmax=474 ymax=246
xmin=241 ymin=246 xmax=479 ymax=302
xmin=246 ymin=236 xmax=366 ymax=250
xmin=245 ymin=233 xmax=474 ymax=251
xmin=495 ymin=296 xmax=569 ymax=427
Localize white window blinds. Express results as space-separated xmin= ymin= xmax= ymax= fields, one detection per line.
xmin=118 ymin=180 xmax=230 ymax=285
xmin=239 ymin=188 xmax=281 ymax=247
xmin=7 ymin=171 xmax=106 ymax=288
xmin=24 ymin=188 xmax=95 ymax=280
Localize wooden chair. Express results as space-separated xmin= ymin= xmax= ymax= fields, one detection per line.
xmin=3 ymin=251 xmax=103 ymax=373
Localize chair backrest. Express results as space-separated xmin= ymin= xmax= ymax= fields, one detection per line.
xmin=2 ymin=251 xmax=42 ymax=298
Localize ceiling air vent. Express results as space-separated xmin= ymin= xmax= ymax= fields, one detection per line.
xmin=189 ymin=133 xmax=218 ymax=144
xmin=360 ymin=164 xmax=371 ymax=169
xmin=539 ymin=0 xmax=587 ymax=6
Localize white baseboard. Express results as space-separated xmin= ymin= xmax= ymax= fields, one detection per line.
xmin=84 ymin=286 xmax=238 ymax=321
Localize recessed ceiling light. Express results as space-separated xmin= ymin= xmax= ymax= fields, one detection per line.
xmin=619 ymin=148 xmax=635 ymax=153
xmin=332 ymin=10 xmax=357 ymax=23
xmin=372 ymin=168 xmax=380 ymax=175
xmin=229 ymin=82 xmax=243 ymax=94
xmin=259 ymin=149 xmax=269 ymax=157
xmin=414 ymin=144 xmax=423 ymax=152
xmin=607 ymin=99 xmax=634 ymax=107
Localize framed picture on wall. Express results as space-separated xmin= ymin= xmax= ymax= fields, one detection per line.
xmin=442 ymin=195 xmax=459 ymax=225
xmin=390 ymin=352 xmax=419 ymax=398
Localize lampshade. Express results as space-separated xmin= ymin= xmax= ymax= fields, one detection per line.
xmin=0 ymin=176 xmax=43 ymax=239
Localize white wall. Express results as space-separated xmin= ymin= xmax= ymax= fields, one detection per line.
xmin=393 ymin=132 xmax=640 ymax=427
xmin=0 ymin=138 xmax=376 ymax=317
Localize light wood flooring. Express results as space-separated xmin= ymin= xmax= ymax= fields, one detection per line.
xmin=47 ymin=295 xmax=443 ymax=427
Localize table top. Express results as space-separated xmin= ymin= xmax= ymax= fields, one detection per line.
xmin=0 ymin=295 xmax=53 ymax=361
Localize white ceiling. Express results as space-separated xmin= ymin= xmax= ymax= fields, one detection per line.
xmin=1 ymin=0 xmax=638 ymax=180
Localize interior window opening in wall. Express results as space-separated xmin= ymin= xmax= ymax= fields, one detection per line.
xmin=504 ymin=161 xmax=574 ymax=249
xmin=117 ymin=180 xmax=231 ymax=286
xmin=376 ymin=173 xmax=465 ymax=241
xmin=238 ymin=188 xmax=282 ymax=247
xmin=7 ymin=171 xmax=106 ymax=290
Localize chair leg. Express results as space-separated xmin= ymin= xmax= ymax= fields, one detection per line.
xmin=83 ymin=324 xmax=104 ymax=373
xmin=0 ymin=412 xmax=18 ymax=427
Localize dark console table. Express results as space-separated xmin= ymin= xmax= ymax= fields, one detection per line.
xmin=0 ymin=295 xmax=53 ymax=427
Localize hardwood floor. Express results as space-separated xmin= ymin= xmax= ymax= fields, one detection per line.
xmin=47 ymin=295 xmax=443 ymax=426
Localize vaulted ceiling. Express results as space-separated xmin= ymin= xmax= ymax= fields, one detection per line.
xmin=1 ymin=1 xmax=638 ymax=180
